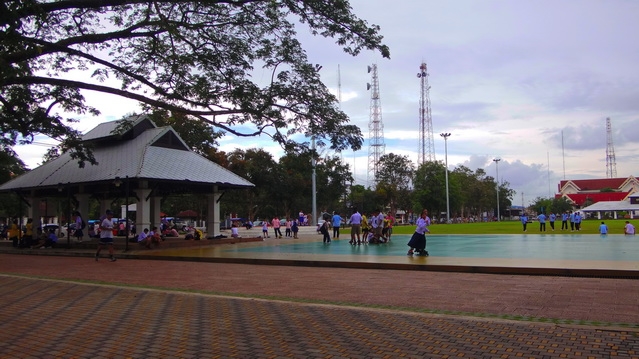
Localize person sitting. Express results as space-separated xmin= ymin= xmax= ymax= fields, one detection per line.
xmin=194 ymin=228 xmax=203 ymax=240
xmin=147 ymin=226 xmax=162 ymax=247
xmin=231 ymin=223 xmax=242 ymax=238
xmin=34 ymin=229 xmax=58 ymax=249
xmin=137 ymin=228 xmax=151 ymax=248
xmin=162 ymin=227 xmax=178 ymax=237
xmin=185 ymin=227 xmax=203 ymax=240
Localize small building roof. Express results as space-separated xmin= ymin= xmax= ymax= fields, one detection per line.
xmin=558 ymin=178 xmax=628 ymax=192
xmin=581 ymin=200 xmax=639 ymax=212
xmin=559 ymin=192 xmax=630 ymax=207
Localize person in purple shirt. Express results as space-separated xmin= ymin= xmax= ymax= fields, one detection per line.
xmin=349 ymin=208 xmax=362 ymax=245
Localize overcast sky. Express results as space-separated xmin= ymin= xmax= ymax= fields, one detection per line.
xmin=15 ymin=0 xmax=639 ymax=207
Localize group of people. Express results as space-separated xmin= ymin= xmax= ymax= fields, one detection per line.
xmin=521 ymin=211 xmax=584 ymax=232
xmin=261 ymin=217 xmax=300 ymax=239
xmin=5 ymin=211 xmax=88 ymax=249
xmin=342 ymin=208 xmax=395 ymax=245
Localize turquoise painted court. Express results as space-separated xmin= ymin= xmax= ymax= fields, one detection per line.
xmin=146 ymin=233 xmax=639 ymax=277
xmin=231 ymin=234 xmax=639 ymax=261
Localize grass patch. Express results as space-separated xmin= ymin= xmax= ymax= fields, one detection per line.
xmin=390 ymin=218 xmax=631 ymax=235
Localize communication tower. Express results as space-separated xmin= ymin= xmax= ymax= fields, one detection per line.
xmin=417 ymin=62 xmax=435 ymax=164
xmin=367 ymin=64 xmax=385 ymax=185
xmin=605 ymin=117 xmax=617 ymax=178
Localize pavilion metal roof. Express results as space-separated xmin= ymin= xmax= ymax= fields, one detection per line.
xmin=0 ymin=118 xmax=253 ymax=193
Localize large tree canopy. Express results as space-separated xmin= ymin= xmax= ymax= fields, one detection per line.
xmin=1 ymin=0 xmax=390 ymax=165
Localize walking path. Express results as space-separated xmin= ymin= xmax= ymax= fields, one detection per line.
xmin=1 ymin=227 xmax=638 ymax=358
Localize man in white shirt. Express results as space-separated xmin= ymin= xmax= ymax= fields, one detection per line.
xmin=95 ymin=209 xmax=116 ymax=262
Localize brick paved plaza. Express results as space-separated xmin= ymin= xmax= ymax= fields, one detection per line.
xmin=1 ymin=249 xmax=639 ymax=358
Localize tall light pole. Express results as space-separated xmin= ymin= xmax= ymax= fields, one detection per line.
xmin=440 ymin=133 xmax=451 ymax=224
xmin=493 ymin=158 xmax=501 ymax=221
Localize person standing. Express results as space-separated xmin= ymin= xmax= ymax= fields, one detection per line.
xmin=624 ymin=221 xmax=635 ymax=235
xmin=383 ymin=213 xmax=394 ymax=241
xmin=24 ymin=218 xmax=34 ymax=248
xmin=561 ymin=211 xmax=569 ymax=230
xmin=520 ymin=213 xmax=528 ymax=232
xmin=95 ymin=209 xmax=116 ymax=262
xmin=360 ymin=213 xmax=369 ymax=245
xmin=291 ymin=219 xmax=299 ymax=239
xmin=298 ymin=211 xmax=305 ymax=226
xmin=9 ymin=219 xmax=21 ymax=248
xmin=331 ymin=212 xmax=343 ymax=240
xmin=538 ymin=213 xmax=546 ymax=232
xmin=262 ymin=220 xmax=270 ymax=239
xmin=407 ymin=209 xmax=431 ymax=256
xmin=549 ymin=213 xmax=556 ymax=231
xmin=272 ymin=216 xmax=282 ymax=238
xmin=285 ymin=218 xmax=292 ymax=237
xmin=349 ymin=208 xmax=362 ymax=245
xmin=73 ymin=211 xmax=85 ymax=242
xmin=599 ymin=221 xmax=608 ymax=235
xmin=370 ymin=209 xmax=383 ymax=242
xmin=574 ymin=212 xmax=582 ymax=231
xmin=320 ymin=220 xmax=331 ymax=243
xmin=569 ymin=211 xmax=575 ymax=231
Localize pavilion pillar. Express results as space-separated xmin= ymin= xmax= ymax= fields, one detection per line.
xmin=614 ymin=211 xmax=618 ymax=219
xmin=28 ymin=194 xmax=42 ymax=235
xmin=151 ymin=196 xmax=161 ymax=230
xmin=134 ymin=187 xmax=152 ymax=235
xmin=597 ymin=211 xmax=601 ymax=219
xmin=206 ymin=186 xmax=222 ymax=237
xmin=76 ymin=191 xmax=90 ymax=221
xmin=99 ymin=200 xmax=111 ymax=218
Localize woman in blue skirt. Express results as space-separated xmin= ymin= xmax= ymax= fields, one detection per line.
xmin=407 ymin=209 xmax=431 ymax=256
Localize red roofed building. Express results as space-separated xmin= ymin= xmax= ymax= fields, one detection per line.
xmin=556 ymin=176 xmax=639 ymax=207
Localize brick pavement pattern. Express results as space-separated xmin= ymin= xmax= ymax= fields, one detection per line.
xmin=1 ymin=254 xmax=639 ymax=358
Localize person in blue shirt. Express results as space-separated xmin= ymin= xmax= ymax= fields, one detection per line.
xmin=561 ymin=212 xmax=569 ymax=230
xmin=569 ymin=211 xmax=575 ymax=231
xmin=538 ymin=213 xmax=546 ymax=232
xmin=574 ymin=212 xmax=582 ymax=231
xmin=549 ymin=213 xmax=556 ymax=231
xmin=520 ymin=213 xmax=528 ymax=232
xmin=331 ymin=212 xmax=343 ymax=239
xmin=599 ymin=221 xmax=608 ymax=235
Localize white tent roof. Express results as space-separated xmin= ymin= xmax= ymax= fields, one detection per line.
xmin=581 ymin=200 xmax=639 ymax=212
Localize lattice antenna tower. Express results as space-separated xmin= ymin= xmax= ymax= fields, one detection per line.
xmin=605 ymin=117 xmax=617 ymax=178
xmin=417 ymin=62 xmax=435 ymax=165
xmin=366 ymin=64 xmax=385 ymax=186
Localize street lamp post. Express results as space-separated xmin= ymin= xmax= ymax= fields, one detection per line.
xmin=440 ymin=133 xmax=451 ymax=224
xmin=493 ymin=158 xmax=501 ymax=221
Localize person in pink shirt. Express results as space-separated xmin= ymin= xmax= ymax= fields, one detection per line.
xmin=272 ymin=216 xmax=283 ymax=238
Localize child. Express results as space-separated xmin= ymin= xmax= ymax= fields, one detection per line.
xmin=360 ymin=214 xmax=369 ymax=245
xmin=262 ymin=220 xmax=270 ymax=239
xmin=320 ymin=221 xmax=330 ymax=243
xmin=231 ymin=222 xmax=241 ymax=238
xmin=285 ymin=219 xmax=292 ymax=237
xmin=291 ymin=219 xmax=299 ymax=239
xmin=599 ymin=221 xmax=608 ymax=235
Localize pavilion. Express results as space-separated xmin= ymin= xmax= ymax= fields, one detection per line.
xmin=0 ymin=115 xmax=254 ymax=237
